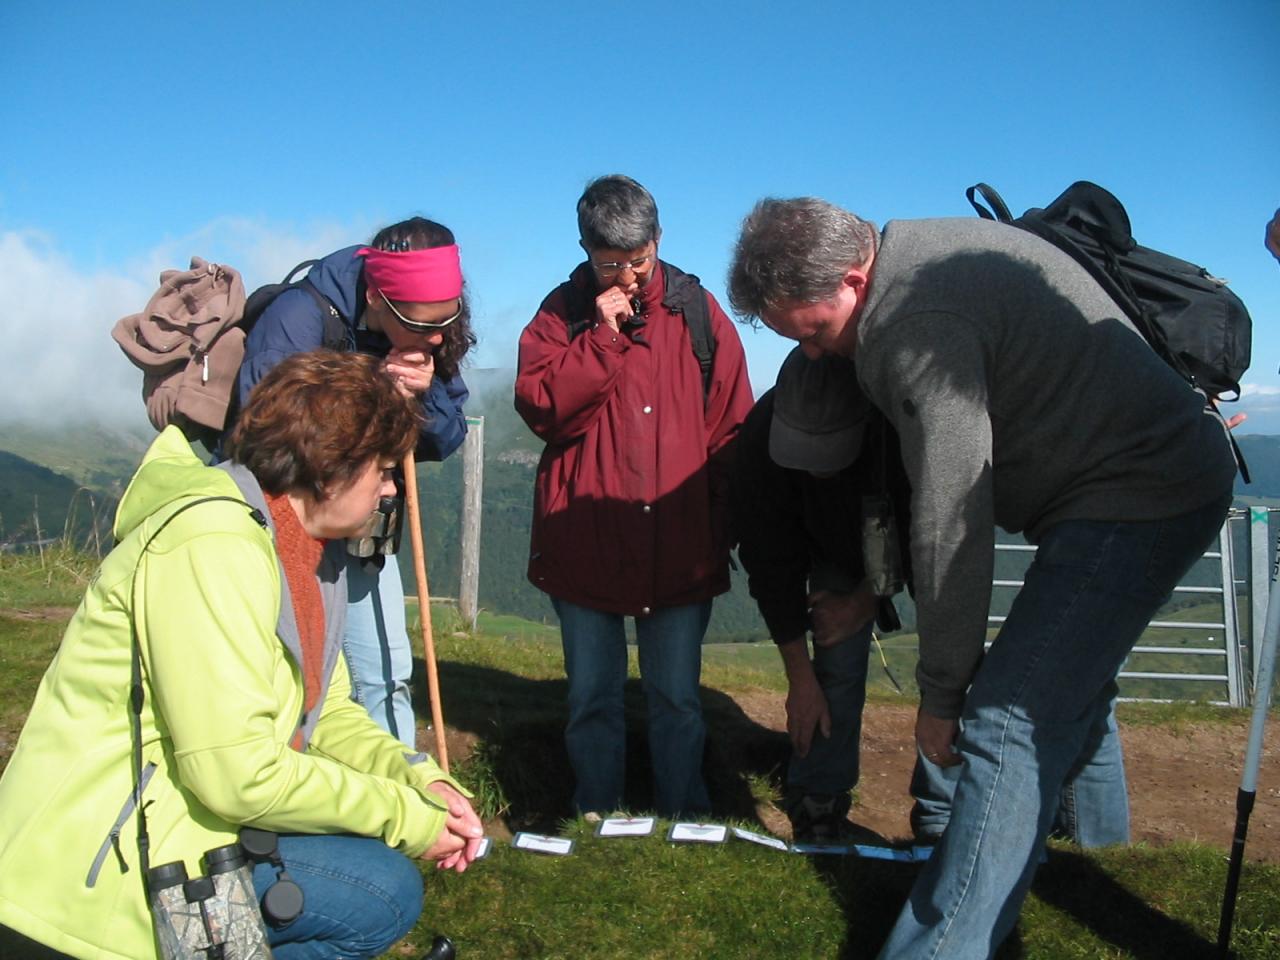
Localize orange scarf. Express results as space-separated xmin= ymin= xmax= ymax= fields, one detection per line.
xmin=264 ymin=493 xmax=326 ymax=750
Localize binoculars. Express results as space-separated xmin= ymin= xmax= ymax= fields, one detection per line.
xmin=149 ymin=844 xmax=271 ymax=960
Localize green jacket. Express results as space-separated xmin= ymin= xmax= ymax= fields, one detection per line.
xmin=0 ymin=427 xmax=465 ymax=959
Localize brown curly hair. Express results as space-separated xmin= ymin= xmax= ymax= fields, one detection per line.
xmin=225 ymin=351 xmax=422 ymax=499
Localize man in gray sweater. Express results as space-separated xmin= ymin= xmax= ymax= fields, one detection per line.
xmin=728 ymin=200 xmax=1236 ymax=960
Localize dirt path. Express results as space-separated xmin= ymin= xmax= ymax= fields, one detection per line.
xmin=731 ymin=694 xmax=1280 ymax=862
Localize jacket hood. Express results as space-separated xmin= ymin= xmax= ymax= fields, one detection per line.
xmin=304 ymin=245 xmax=366 ymax=322
xmin=113 ymin=426 xmax=242 ymax=541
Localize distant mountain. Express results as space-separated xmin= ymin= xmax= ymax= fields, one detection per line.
xmin=0 ymin=450 xmax=117 ymax=549
xmin=0 ymin=421 xmax=152 ymax=495
xmin=1235 ymin=435 xmax=1280 ymax=499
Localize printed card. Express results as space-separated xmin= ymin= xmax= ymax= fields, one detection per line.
xmin=667 ymin=822 xmax=728 ymax=844
xmin=512 ymin=832 xmax=575 ymax=856
xmin=471 ymin=837 xmax=493 ymax=860
xmin=730 ymin=827 xmax=789 ymax=852
xmin=597 ymin=816 xmax=656 ymax=838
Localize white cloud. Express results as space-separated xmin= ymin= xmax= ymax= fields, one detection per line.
xmin=0 ymin=230 xmax=151 ymax=425
xmin=0 ymin=219 xmax=368 ymax=428
xmin=1240 ymin=382 xmax=1280 ymax=400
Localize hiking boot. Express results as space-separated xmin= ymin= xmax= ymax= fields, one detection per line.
xmin=788 ymin=793 xmax=853 ymax=845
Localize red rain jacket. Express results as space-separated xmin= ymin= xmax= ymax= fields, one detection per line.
xmin=515 ymin=261 xmax=754 ymax=616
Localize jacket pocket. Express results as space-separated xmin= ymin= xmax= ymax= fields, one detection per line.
xmin=85 ymin=762 xmax=157 ymax=888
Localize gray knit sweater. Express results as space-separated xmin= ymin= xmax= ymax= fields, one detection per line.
xmin=854 ymin=218 xmax=1237 ymax=718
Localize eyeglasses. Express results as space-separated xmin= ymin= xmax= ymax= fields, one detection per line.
xmin=378 ymin=289 xmax=462 ymax=332
xmin=591 ymin=254 xmax=654 ymax=280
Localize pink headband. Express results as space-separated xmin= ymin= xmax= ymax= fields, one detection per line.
xmin=356 ymin=245 xmax=463 ymax=302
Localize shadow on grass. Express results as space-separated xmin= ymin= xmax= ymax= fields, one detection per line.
xmin=1028 ymin=846 xmax=1218 ymax=959
xmin=808 ymin=846 xmax=1217 ymax=960
xmin=416 ymin=658 xmax=791 ymax=834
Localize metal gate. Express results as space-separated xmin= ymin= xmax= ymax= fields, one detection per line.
xmin=988 ymin=509 xmax=1253 ymax=707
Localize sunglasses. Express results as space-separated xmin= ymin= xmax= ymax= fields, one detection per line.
xmin=378 ymin=289 xmax=462 ymax=332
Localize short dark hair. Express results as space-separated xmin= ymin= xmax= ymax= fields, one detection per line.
xmin=367 ymin=216 xmax=476 ymax=381
xmin=577 ymin=175 xmax=660 ymax=251
xmin=728 ymin=198 xmax=878 ymax=319
xmin=225 ymin=351 xmax=421 ymax=499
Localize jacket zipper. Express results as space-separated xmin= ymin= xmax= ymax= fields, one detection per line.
xmin=85 ymin=762 xmax=157 ymax=887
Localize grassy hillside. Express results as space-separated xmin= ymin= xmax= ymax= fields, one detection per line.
xmin=0 ymin=450 xmax=116 ymax=550
xmin=0 ymin=421 xmax=151 ymax=494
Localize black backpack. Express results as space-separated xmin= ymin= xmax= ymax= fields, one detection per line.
xmin=966 ymin=181 xmax=1253 ymax=402
xmin=220 ymin=260 xmax=351 ymax=437
xmin=561 ymin=260 xmax=715 ymax=401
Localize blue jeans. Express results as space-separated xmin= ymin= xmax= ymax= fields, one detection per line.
xmin=253 ymin=835 xmax=422 ymax=960
xmin=785 ymin=623 xmax=872 ymax=804
xmin=553 ymin=598 xmax=712 ymax=817
xmin=344 ymin=558 xmax=416 ymax=749
xmin=908 ymin=685 xmax=1129 ymax=847
xmin=878 ymin=494 xmax=1230 ymax=960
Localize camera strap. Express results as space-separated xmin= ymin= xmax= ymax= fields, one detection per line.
xmin=126 ymin=496 xmax=267 ymax=888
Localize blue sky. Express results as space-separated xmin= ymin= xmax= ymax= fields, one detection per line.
xmin=2 ymin=1 xmax=1278 ymax=429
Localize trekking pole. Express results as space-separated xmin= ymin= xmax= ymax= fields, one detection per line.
xmin=402 ymin=453 xmax=449 ymax=773
xmin=1217 ymin=521 xmax=1280 ymax=957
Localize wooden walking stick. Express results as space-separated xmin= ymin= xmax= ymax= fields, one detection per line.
xmin=402 ymin=453 xmax=449 ymax=772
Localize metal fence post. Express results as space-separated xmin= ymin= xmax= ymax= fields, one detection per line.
xmin=1219 ymin=518 xmax=1244 ymax=708
xmin=1249 ymin=507 xmax=1269 ymax=705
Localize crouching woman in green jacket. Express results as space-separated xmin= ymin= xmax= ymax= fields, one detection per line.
xmin=0 ymin=351 xmax=483 ymax=960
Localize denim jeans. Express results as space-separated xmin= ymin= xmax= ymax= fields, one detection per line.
xmin=553 ymin=597 xmax=712 ymax=817
xmin=878 ymin=494 xmax=1230 ymax=960
xmin=343 ymin=558 xmax=416 ymax=749
xmin=908 ymin=684 xmax=1129 ymax=847
xmin=785 ymin=622 xmax=872 ymax=805
xmin=253 ymin=834 xmax=423 ymax=960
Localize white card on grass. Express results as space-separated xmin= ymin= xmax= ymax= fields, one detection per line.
xmin=731 ymin=827 xmax=789 ymax=852
xmin=597 ymin=816 xmax=656 ymax=838
xmin=512 ymin=832 xmax=574 ymax=856
xmin=667 ymin=822 xmax=728 ymax=844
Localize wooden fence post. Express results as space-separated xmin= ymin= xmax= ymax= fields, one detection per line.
xmin=459 ymin=416 xmax=485 ymax=630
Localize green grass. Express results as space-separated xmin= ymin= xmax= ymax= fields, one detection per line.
xmin=3 ymin=550 xmax=1280 ymax=958
xmin=0 ymin=541 xmax=97 ymax=609
xmin=385 ymin=832 xmax=1280 ymax=960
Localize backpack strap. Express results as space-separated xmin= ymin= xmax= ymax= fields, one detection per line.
xmin=660 ymin=262 xmax=716 ymax=401
xmin=297 ymin=277 xmax=352 ymax=352
xmin=127 ymin=496 xmax=267 ymax=889
xmin=966 ymin=183 xmax=1014 ymax=223
xmin=560 ymin=267 xmax=597 ymax=341
xmin=284 ymin=258 xmax=351 ymax=352
xmin=242 ymin=260 xmax=352 ymax=353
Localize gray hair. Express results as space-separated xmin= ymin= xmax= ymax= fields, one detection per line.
xmin=728 ymin=197 xmax=878 ymax=318
xmin=577 ymin=174 xmax=661 ymax=251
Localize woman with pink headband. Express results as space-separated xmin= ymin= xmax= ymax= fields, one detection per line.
xmin=232 ymin=216 xmax=476 ymax=750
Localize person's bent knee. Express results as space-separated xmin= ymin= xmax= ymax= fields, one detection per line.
xmin=268 ymin=836 xmax=424 ymax=958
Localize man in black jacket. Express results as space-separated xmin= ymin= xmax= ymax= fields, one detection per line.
xmin=732 ymin=347 xmax=920 ymax=842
